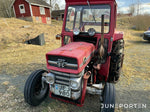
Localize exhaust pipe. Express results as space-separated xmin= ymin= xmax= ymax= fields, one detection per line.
xmin=86 ymin=83 xmax=103 ymax=95
xmin=99 ymin=15 xmax=105 ymax=58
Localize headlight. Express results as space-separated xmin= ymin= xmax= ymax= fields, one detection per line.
xmin=46 ymin=73 xmax=55 ymax=84
xmin=71 ymin=81 xmax=78 ymax=89
xmin=73 ymin=28 xmax=80 ymax=35
xmin=70 ymin=76 xmax=82 ymax=90
xmin=88 ymin=28 xmax=96 ymax=36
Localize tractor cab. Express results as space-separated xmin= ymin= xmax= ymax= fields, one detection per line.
xmin=57 ymin=0 xmax=117 ymax=48
xmin=66 ymin=4 xmax=110 ymax=34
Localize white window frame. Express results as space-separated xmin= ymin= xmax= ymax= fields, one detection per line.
xmin=47 ymin=17 xmax=50 ymax=20
xmin=19 ymin=4 xmax=25 ymax=14
xmin=40 ymin=7 xmax=45 ymax=15
xmin=36 ymin=17 xmax=39 ymax=21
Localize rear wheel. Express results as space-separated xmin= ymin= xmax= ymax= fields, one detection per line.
xmin=24 ymin=69 xmax=49 ymax=106
xmin=100 ymin=83 xmax=115 ymax=112
xmin=108 ymin=39 xmax=124 ymax=83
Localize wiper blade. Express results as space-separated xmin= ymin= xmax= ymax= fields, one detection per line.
xmin=87 ymin=0 xmax=96 ymax=23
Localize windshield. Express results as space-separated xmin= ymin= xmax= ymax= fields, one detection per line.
xmin=65 ymin=5 xmax=111 ymax=33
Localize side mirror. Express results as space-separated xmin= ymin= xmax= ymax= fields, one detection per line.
xmin=56 ymin=34 xmax=61 ymax=40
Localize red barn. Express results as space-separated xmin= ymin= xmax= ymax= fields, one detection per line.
xmin=11 ymin=0 xmax=51 ymax=24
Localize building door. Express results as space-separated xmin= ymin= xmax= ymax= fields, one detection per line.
xmin=42 ymin=17 xmax=47 ymax=24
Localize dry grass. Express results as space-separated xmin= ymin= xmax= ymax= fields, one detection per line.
xmin=117 ymin=16 xmax=144 ymax=46
xmin=131 ymin=15 xmax=150 ymax=31
xmin=0 ymin=18 xmax=62 ymax=75
xmin=117 ymin=16 xmax=150 ymax=84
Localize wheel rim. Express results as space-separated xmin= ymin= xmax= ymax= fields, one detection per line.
xmin=34 ymin=76 xmax=48 ymax=100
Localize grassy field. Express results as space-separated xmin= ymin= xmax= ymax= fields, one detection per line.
xmin=0 ymin=18 xmax=62 ymax=75
xmin=117 ymin=17 xmax=150 ymax=83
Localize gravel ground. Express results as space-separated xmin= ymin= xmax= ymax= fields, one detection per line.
xmin=115 ymin=38 xmax=150 ymax=112
xmin=0 ymin=37 xmax=150 ymax=112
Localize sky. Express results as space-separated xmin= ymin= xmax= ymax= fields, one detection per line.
xmin=47 ymin=0 xmax=150 ymax=14
xmin=116 ymin=0 xmax=150 ymax=14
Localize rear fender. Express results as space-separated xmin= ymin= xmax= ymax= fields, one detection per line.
xmin=113 ymin=31 xmax=124 ymax=41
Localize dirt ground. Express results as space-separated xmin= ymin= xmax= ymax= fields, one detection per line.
xmin=0 ymin=18 xmax=150 ymax=112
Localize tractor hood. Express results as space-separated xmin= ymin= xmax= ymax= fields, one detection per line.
xmin=46 ymin=42 xmax=95 ymax=74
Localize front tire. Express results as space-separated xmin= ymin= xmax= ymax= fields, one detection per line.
xmin=100 ymin=83 xmax=115 ymax=112
xmin=24 ymin=69 xmax=49 ymax=106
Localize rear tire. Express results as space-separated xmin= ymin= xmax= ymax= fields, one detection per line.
xmin=108 ymin=39 xmax=124 ymax=83
xmin=24 ymin=69 xmax=49 ymax=106
xmin=100 ymin=83 xmax=115 ymax=112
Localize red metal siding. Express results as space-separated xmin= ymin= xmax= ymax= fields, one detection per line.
xmin=14 ymin=0 xmax=31 ymax=18
xmin=31 ymin=5 xmax=50 ymax=17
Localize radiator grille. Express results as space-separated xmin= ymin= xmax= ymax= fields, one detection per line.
xmin=51 ymin=70 xmax=70 ymax=85
xmin=48 ymin=55 xmax=78 ymax=70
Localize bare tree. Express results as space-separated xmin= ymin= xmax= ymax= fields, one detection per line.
xmin=54 ymin=3 xmax=60 ymax=10
xmin=49 ymin=0 xmax=59 ymax=10
xmin=42 ymin=0 xmax=60 ymax=10
xmin=128 ymin=4 xmax=135 ymax=16
xmin=136 ymin=0 xmax=140 ymax=15
xmin=49 ymin=0 xmax=51 ymax=6
xmin=0 ymin=0 xmax=14 ymax=17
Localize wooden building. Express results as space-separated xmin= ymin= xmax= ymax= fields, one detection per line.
xmin=52 ymin=10 xmax=64 ymax=21
xmin=11 ymin=0 xmax=51 ymax=24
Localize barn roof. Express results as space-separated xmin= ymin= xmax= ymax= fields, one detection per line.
xmin=11 ymin=0 xmax=51 ymax=8
xmin=27 ymin=0 xmax=51 ymax=8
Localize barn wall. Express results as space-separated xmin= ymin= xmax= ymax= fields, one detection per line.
xmin=31 ymin=5 xmax=39 ymax=16
xmin=45 ymin=8 xmax=51 ymax=17
xmin=18 ymin=17 xmax=33 ymax=21
xmin=31 ymin=5 xmax=51 ymax=24
xmin=31 ymin=5 xmax=50 ymax=17
xmin=32 ymin=16 xmax=42 ymax=23
xmin=14 ymin=0 xmax=31 ymax=18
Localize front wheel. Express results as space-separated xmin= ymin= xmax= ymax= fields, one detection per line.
xmin=24 ymin=69 xmax=49 ymax=106
xmin=100 ymin=83 xmax=115 ymax=112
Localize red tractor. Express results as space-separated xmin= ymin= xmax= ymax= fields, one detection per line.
xmin=24 ymin=0 xmax=124 ymax=111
